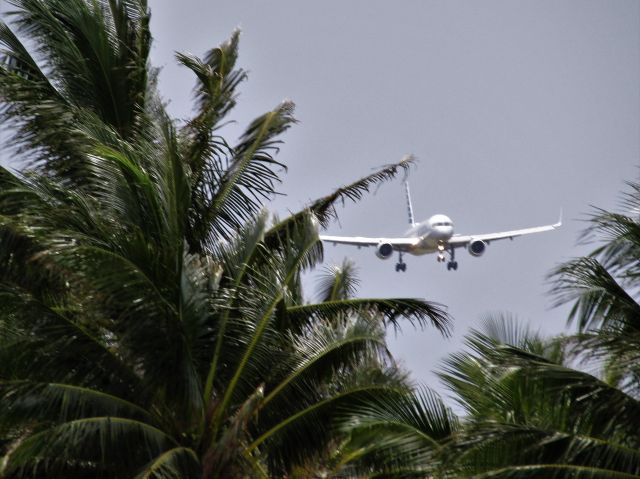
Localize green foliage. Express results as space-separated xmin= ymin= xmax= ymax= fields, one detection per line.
xmin=439 ymin=182 xmax=640 ymax=478
xmin=0 ymin=1 xmax=452 ymax=477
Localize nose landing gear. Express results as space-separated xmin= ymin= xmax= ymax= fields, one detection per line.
xmin=395 ymin=252 xmax=407 ymax=272
xmin=436 ymin=244 xmax=458 ymax=270
xmin=436 ymin=242 xmax=447 ymax=264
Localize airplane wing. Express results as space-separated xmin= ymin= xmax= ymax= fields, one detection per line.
xmin=319 ymin=235 xmax=419 ymax=251
xmin=448 ymin=217 xmax=562 ymax=248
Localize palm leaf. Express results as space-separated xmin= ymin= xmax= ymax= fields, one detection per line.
xmin=335 ymin=387 xmax=458 ymax=477
xmin=272 ymin=155 xmax=415 ymax=234
xmin=286 ymin=297 xmax=450 ymax=336
xmin=5 ymin=417 xmax=177 ymax=477
xmin=7 ymin=0 xmax=152 ymax=137
xmin=211 ymin=206 xmax=319 ymax=434
xmin=260 ymin=318 xmax=389 ymax=411
xmin=246 ymin=385 xmax=414 ymax=474
xmin=0 ymin=286 xmax=143 ymax=397
xmin=315 ymin=259 xmax=361 ymax=302
xmin=550 ymin=257 xmax=640 ymax=332
xmin=134 ymin=447 xmax=201 ymax=479
xmin=196 ymin=100 xmax=295 ymax=246
xmin=0 ymin=380 xmax=154 ymax=427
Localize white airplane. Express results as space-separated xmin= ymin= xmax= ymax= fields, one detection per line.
xmin=320 ymin=181 xmax=561 ymax=272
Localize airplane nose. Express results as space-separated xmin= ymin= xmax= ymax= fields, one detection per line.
xmin=434 ymin=226 xmax=453 ymax=239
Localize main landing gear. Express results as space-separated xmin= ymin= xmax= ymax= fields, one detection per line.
xmin=446 ymin=246 xmax=458 ymax=271
xmin=395 ymin=252 xmax=407 ymax=272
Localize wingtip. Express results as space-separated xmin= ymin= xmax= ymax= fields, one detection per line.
xmin=553 ymin=208 xmax=563 ymax=228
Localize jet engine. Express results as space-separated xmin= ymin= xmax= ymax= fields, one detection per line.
xmin=468 ymin=239 xmax=487 ymax=257
xmin=375 ymin=242 xmax=394 ymax=260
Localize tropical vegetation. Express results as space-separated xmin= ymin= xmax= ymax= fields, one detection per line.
xmin=1 ymin=1 xmax=638 ymax=478
xmin=439 ymin=184 xmax=640 ymax=478
xmin=0 ymin=0 xmax=452 ymax=477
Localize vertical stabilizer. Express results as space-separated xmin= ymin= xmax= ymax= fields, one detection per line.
xmin=404 ymin=180 xmax=416 ymax=226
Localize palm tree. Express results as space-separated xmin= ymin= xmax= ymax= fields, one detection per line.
xmin=330 ymin=384 xmax=459 ymax=478
xmin=0 ymin=1 xmax=451 ymax=477
xmin=0 ymin=0 xmax=155 ymax=175
xmin=286 ymin=262 xmax=460 ymax=479
xmin=438 ymin=179 xmax=640 ymax=479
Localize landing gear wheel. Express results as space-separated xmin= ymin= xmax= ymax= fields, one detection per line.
xmin=447 ymin=246 xmax=458 ymax=271
xmin=395 ymin=252 xmax=407 ymax=272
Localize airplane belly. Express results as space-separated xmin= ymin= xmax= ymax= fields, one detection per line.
xmin=408 ymin=237 xmax=440 ymax=256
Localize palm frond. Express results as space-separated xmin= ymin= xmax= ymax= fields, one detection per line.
xmin=262 ymin=210 xmax=323 ymax=277
xmin=197 ymin=100 xmax=295 ymax=246
xmin=0 ymin=19 xmax=85 ymax=168
xmin=5 ymin=417 xmax=177 ymax=477
xmin=276 ymin=154 xmax=415 ymax=232
xmin=441 ymin=324 xmax=640 ymax=478
xmin=315 ymin=259 xmax=360 ymax=302
xmin=178 ymin=31 xmax=248 ymax=254
xmin=134 ymin=447 xmax=201 ymax=479
xmin=0 ymin=380 xmax=153 ymax=427
xmin=550 ymin=257 xmax=640 ymax=332
xmin=286 ymin=297 xmax=450 ymax=336
xmin=178 ymin=29 xmax=244 ymax=167
xmin=7 ymin=0 xmax=152 ymax=136
xmin=247 ymin=385 xmax=414 ymax=475
xmin=452 ymin=426 xmax=640 ymax=479
xmin=561 ymin=330 xmax=640 ymax=395
xmin=335 ymin=387 xmax=458 ymax=477
xmin=260 ymin=318 xmax=388 ymax=411
xmin=478 ymin=313 xmax=569 ymax=363
xmin=202 ymin=213 xmax=269 ymax=402
xmin=0 ymin=286 xmax=143 ymax=396
xmin=212 ymin=208 xmax=320 ymax=431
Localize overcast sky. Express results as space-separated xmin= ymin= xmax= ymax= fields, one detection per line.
xmin=2 ymin=0 xmax=639 ymax=398
xmin=145 ymin=0 xmax=639 ymax=395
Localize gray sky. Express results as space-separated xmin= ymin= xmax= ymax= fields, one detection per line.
xmin=2 ymin=1 xmax=639 ymax=397
xmin=146 ymin=0 xmax=639 ymax=396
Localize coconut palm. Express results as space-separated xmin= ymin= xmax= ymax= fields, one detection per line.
xmin=327 ymin=385 xmax=459 ymax=479
xmin=0 ymin=1 xmax=451 ymax=477
xmin=284 ymin=262 xmax=460 ymax=479
xmin=438 ymin=179 xmax=640 ymax=479
xmin=0 ymin=0 xmax=155 ymax=175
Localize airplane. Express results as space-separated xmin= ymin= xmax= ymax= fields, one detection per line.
xmin=320 ymin=181 xmax=562 ymax=272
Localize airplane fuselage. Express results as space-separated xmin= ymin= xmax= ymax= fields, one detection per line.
xmin=318 ymin=183 xmax=561 ymax=272
xmin=404 ymin=214 xmax=454 ymax=255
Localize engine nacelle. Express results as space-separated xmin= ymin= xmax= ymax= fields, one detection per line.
xmin=468 ymin=239 xmax=487 ymax=257
xmin=375 ymin=242 xmax=394 ymax=260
